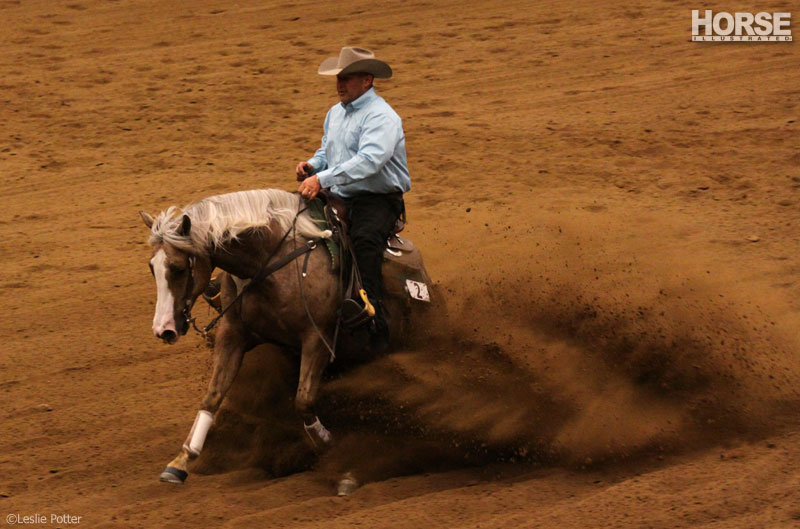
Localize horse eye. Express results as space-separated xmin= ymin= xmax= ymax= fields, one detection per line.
xmin=169 ymin=266 xmax=187 ymax=275
xmin=148 ymin=264 xmax=154 ymax=276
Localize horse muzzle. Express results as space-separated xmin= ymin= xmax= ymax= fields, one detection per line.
xmin=154 ymin=315 xmax=187 ymax=344
xmin=158 ymin=329 xmax=179 ymax=344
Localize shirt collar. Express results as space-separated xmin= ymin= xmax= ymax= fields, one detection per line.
xmin=342 ymin=87 xmax=377 ymax=112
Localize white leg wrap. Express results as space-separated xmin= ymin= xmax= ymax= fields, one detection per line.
xmin=183 ymin=410 xmax=213 ymax=457
xmin=304 ymin=417 xmax=332 ymax=446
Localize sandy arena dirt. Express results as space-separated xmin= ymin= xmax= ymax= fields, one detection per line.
xmin=2 ymin=0 xmax=800 ymax=527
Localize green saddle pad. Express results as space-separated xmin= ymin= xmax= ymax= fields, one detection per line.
xmin=307 ymin=197 xmax=339 ymax=270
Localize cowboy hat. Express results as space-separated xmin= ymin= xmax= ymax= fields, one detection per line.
xmin=318 ymin=47 xmax=392 ymax=79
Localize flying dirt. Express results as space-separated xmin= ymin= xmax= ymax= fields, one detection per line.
xmin=2 ymin=0 xmax=799 ymax=526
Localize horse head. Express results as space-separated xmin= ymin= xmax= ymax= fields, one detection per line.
xmin=140 ymin=210 xmax=213 ymax=344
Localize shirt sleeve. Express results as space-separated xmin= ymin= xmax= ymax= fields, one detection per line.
xmin=316 ymin=112 xmax=402 ymax=189
xmin=307 ymin=110 xmax=331 ymax=174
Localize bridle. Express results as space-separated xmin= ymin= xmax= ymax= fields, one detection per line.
xmin=174 ymin=254 xmax=197 ymax=337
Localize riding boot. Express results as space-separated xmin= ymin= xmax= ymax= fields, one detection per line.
xmin=368 ymin=301 xmax=390 ymax=355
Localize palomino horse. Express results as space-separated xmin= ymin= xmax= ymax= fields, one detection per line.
xmin=140 ymin=189 xmax=432 ymax=494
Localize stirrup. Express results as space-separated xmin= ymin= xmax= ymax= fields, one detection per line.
xmin=340 ymin=296 xmax=374 ymax=329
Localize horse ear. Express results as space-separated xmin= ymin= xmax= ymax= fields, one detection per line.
xmin=139 ymin=210 xmax=154 ymax=228
xmin=177 ymin=214 xmax=192 ymax=237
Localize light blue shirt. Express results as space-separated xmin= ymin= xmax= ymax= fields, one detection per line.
xmin=307 ymin=87 xmax=411 ymax=198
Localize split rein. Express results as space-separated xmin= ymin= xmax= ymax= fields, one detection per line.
xmin=181 ymin=202 xmax=338 ymax=359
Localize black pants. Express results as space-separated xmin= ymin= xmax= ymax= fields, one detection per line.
xmin=345 ymin=193 xmax=404 ymax=312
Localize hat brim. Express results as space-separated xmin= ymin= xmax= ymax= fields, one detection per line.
xmin=318 ymin=57 xmax=393 ymax=79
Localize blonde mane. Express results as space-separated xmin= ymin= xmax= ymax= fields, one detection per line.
xmin=148 ymin=189 xmax=327 ymax=253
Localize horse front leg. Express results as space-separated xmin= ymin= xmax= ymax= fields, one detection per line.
xmin=295 ymin=333 xmax=333 ymax=451
xmin=160 ymin=321 xmax=248 ymax=484
xmin=295 ymin=335 xmax=358 ymax=496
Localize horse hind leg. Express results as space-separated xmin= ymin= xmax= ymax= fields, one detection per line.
xmin=337 ymin=472 xmax=359 ymax=496
xmin=160 ymin=322 xmax=247 ymax=484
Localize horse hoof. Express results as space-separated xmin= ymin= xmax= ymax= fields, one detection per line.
xmin=159 ymin=466 xmax=188 ymax=484
xmin=337 ymin=472 xmax=359 ymax=496
xmin=304 ymin=418 xmax=333 ymax=451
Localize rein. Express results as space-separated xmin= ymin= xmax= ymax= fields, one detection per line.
xmin=292 ymin=208 xmax=340 ymax=361
xmin=182 ymin=202 xmax=337 ymax=360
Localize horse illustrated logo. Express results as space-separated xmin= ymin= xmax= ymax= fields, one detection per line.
xmin=691 ymin=10 xmax=792 ymax=41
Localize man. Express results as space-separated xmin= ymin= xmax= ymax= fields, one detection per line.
xmin=296 ymin=47 xmax=411 ymax=348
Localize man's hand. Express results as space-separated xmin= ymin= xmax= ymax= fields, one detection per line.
xmin=299 ymin=174 xmax=321 ymax=200
xmin=296 ymin=161 xmax=314 ymax=181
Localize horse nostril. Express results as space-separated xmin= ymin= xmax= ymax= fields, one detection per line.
xmin=159 ymin=330 xmax=178 ymax=344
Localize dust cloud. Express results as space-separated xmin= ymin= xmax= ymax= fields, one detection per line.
xmin=197 ymin=209 xmax=800 ymax=481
